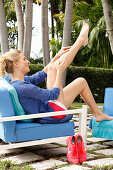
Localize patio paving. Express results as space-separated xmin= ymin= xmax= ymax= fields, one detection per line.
xmin=0 ymin=112 xmax=113 ymax=170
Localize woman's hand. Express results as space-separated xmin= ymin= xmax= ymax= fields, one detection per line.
xmin=43 ymin=46 xmax=71 ymax=74
xmin=57 ymin=46 xmax=71 ymax=58
xmin=51 ymin=46 xmax=71 ymax=63
xmin=56 ymin=59 xmax=68 ymax=75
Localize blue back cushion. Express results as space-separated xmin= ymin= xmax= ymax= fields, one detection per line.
xmin=103 ymin=88 xmax=113 ymax=116
xmin=0 ymin=86 xmax=16 ymax=142
xmin=0 ymin=78 xmax=32 ymax=123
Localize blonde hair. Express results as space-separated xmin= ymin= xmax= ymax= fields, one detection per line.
xmin=0 ymin=49 xmax=22 ymax=77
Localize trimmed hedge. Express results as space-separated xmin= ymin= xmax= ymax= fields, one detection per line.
xmin=28 ymin=64 xmax=113 ymax=103
xmin=29 ymin=64 xmax=44 ymax=75
xmin=67 ymin=66 xmax=113 ymax=103
xmin=28 ymin=64 xmax=46 ymax=88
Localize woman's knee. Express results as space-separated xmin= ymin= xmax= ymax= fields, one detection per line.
xmin=75 ymin=77 xmax=88 ymax=86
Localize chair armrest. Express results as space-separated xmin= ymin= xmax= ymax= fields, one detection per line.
xmin=0 ymin=108 xmax=84 ymax=122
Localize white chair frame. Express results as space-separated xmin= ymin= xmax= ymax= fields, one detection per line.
xmin=0 ymin=105 xmax=88 ymax=150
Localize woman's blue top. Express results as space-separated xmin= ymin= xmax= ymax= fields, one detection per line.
xmin=11 ymin=70 xmax=60 ymax=115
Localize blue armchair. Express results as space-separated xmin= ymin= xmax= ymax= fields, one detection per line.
xmin=90 ymin=88 xmax=113 ymax=140
xmin=0 ymin=79 xmax=88 ymax=150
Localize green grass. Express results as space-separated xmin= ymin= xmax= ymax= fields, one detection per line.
xmin=70 ymin=102 xmax=104 ymax=109
xmin=0 ymin=160 xmax=33 ymax=170
xmin=69 ymin=102 xmax=86 ymax=109
xmin=69 ymin=102 xmax=104 ymax=116
xmin=92 ymin=164 xmax=113 ymax=170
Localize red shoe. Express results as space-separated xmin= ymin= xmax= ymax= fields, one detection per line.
xmin=66 ymin=135 xmax=79 ymax=164
xmin=75 ymin=134 xmax=87 ymax=163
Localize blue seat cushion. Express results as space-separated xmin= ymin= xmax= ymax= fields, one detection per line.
xmin=14 ymin=121 xmax=75 ymax=142
xmin=92 ymin=118 xmax=113 ymax=140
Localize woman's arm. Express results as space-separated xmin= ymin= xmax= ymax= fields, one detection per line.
xmin=20 ymin=83 xmax=60 ymax=101
xmin=24 ymin=70 xmax=47 ymax=85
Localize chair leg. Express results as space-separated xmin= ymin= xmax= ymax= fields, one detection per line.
xmin=79 ymin=105 xmax=88 ymax=144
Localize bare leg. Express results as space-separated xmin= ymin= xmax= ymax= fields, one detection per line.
xmin=46 ymin=62 xmax=65 ymax=105
xmin=46 ymin=22 xmax=89 ymax=108
xmin=58 ymin=22 xmax=89 ymax=70
xmin=47 ymin=22 xmax=89 ymax=90
xmin=63 ymin=78 xmax=113 ymax=122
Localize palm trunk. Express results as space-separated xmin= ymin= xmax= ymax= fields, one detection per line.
xmin=14 ymin=0 xmax=24 ymax=51
xmin=101 ymin=0 xmax=113 ymax=54
xmin=23 ymin=0 xmax=33 ymax=60
xmin=50 ymin=0 xmax=54 ymax=39
xmin=41 ymin=0 xmax=50 ymax=66
xmin=0 ymin=0 xmax=9 ymax=53
xmin=61 ymin=0 xmax=73 ymax=87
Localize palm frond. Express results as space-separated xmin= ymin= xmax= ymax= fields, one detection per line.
xmin=89 ymin=26 xmax=99 ymax=48
xmin=92 ymin=0 xmax=102 ymax=6
xmin=54 ymin=13 xmax=65 ymax=23
xmin=97 ymin=16 xmax=105 ymax=28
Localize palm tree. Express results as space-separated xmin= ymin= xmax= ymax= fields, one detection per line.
xmin=61 ymin=0 xmax=73 ymax=87
xmin=14 ymin=0 xmax=24 ymax=51
xmin=70 ymin=0 xmax=113 ymax=68
xmin=88 ymin=16 xmax=112 ymax=67
xmin=0 ymin=0 xmax=9 ymax=53
xmin=49 ymin=0 xmax=60 ymax=39
xmin=101 ymin=0 xmax=113 ymax=54
xmin=41 ymin=0 xmax=50 ymax=66
xmin=23 ymin=0 xmax=33 ymax=60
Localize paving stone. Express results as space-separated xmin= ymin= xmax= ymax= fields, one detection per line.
xmin=30 ymin=159 xmax=67 ymax=170
xmin=57 ymin=155 xmax=67 ymax=161
xmin=87 ymin=120 xmax=90 ymax=124
xmin=87 ymin=117 xmax=91 ymax=120
xmin=95 ymin=148 xmax=113 ymax=156
xmin=88 ymin=114 xmax=93 ymax=117
xmin=73 ymin=115 xmax=79 ymax=118
xmin=87 ymin=125 xmax=89 ymax=129
xmin=87 ymin=137 xmax=107 ymax=143
xmin=72 ymin=119 xmax=79 ymax=122
xmin=0 ymin=152 xmax=43 ymax=164
xmin=74 ymin=122 xmax=79 ymax=127
xmin=36 ymin=147 xmax=67 ymax=157
xmin=88 ymin=115 xmax=93 ymax=118
xmin=87 ymin=131 xmax=92 ymax=136
xmin=87 ymin=128 xmax=92 ymax=132
xmin=55 ymin=165 xmax=91 ymax=170
xmin=86 ymin=143 xmax=108 ymax=151
xmin=103 ymin=141 xmax=113 ymax=146
xmin=0 ymin=148 xmax=23 ymax=156
xmin=87 ymin=153 xmax=98 ymax=160
xmin=85 ymin=158 xmax=113 ymax=167
xmin=55 ymin=140 xmax=67 ymax=146
xmin=74 ymin=129 xmax=79 ymax=133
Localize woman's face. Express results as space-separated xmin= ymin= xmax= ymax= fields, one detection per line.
xmin=14 ymin=53 xmax=30 ymax=74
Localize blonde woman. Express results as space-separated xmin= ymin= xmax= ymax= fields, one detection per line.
xmin=0 ymin=22 xmax=113 ymax=124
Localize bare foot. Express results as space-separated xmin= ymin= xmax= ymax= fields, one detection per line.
xmin=78 ymin=22 xmax=89 ymax=46
xmin=95 ymin=111 xmax=113 ymax=122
